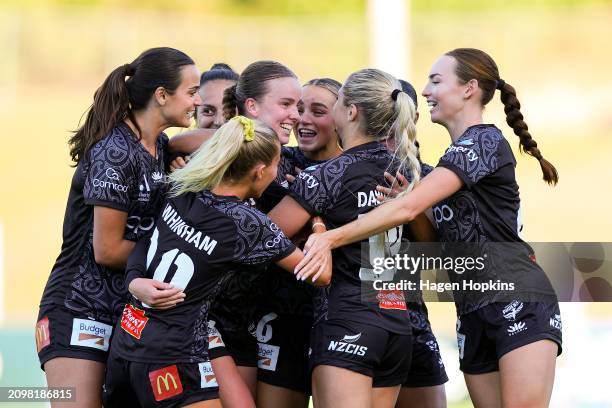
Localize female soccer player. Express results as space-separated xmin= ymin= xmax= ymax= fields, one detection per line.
xmin=35 ymin=47 xmax=201 ymax=407
xmin=255 ymin=78 xmax=343 ymax=408
xmin=196 ymin=63 xmax=239 ymax=130
xmin=103 ymin=116 xmax=331 ymax=408
xmin=267 ymin=68 xmax=424 ymax=408
xmin=170 ymin=63 xmax=239 ymax=171
xmin=168 ymin=60 xmax=302 ymax=399
xmin=297 ymin=48 xmax=562 ymax=408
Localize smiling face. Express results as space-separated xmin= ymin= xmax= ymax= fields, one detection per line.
xmin=162 ymin=64 xmax=202 ymax=128
xmin=421 ymin=55 xmax=468 ymax=127
xmin=296 ymin=85 xmax=338 ymax=153
xmin=248 ymin=77 xmax=301 ymax=145
xmin=196 ymin=79 xmax=236 ymax=129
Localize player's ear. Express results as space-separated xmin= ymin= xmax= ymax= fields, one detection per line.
xmin=347 ymin=103 xmax=358 ymax=122
xmin=252 ymin=163 xmax=266 ymax=180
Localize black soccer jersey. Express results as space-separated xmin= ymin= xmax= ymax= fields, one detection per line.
xmin=434 ymin=124 xmax=556 ymax=314
xmin=113 ymin=191 xmax=295 ymax=364
xmin=256 ymin=146 xmax=328 ymax=317
xmin=289 ymin=142 xmax=412 ymax=335
xmin=40 ymin=123 xmax=169 ymax=322
xmin=209 ymin=147 xmax=325 ymax=330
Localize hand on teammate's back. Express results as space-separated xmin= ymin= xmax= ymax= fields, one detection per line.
xmin=376 ymin=171 xmax=410 ymax=200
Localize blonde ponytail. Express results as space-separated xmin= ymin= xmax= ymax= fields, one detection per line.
xmin=169 ymin=116 xmax=279 ymax=196
xmin=390 ymin=91 xmax=421 ymax=196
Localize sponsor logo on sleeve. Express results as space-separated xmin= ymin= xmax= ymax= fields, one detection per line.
xmin=377 ymin=289 xmax=407 ymax=310
xmin=198 ymin=362 xmax=218 ymax=388
xmin=327 ymin=332 xmax=368 ymax=357
xmin=121 ymin=304 xmax=149 ymax=339
xmin=207 ymin=320 xmax=225 ymax=349
xmin=149 ymin=365 xmax=183 ymax=401
xmin=446 ymin=145 xmax=479 ymax=162
xmin=502 ymin=300 xmax=524 ymax=321
xmin=69 ymin=318 xmax=112 ymax=351
xmin=92 ymin=168 xmax=128 ymax=192
xmin=297 ymin=171 xmax=319 ymax=188
xmin=257 ymin=343 xmax=280 ymax=371
xmin=35 ymin=316 xmax=51 ymax=352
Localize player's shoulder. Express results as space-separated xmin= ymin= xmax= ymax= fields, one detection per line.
xmin=87 ymin=123 xmax=138 ymax=163
xmin=461 ymin=124 xmax=504 ymax=146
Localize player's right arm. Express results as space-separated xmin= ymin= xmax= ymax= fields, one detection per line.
xmin=125 ymin=235 xmax=185 ymax=309
xmin=168 ymin=128 xmax=215 ymax=153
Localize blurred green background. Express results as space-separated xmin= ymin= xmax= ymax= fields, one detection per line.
xmin=1 ymin=0 xmax=611 ymax=406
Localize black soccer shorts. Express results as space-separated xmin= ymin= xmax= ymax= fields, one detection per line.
xmin=309 ymin=319 xmax=413 ymax=387
xmin=455 ymin=300 xmax=562 ymax=374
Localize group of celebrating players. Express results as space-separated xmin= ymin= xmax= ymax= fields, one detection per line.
xmin=35 ymin=46 xmax=563 ymax=408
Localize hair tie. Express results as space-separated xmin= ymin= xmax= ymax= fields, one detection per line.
xmin=234 ymin=116 xmax=255 ymax=141
xmin=391 ymin=89 xmax=403 ymax=101
xmin=496 ymin=79 xmax=506 ymax=90
xmin=124 ymin=64 xmax=135 ymax=77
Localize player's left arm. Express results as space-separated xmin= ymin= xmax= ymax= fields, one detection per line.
xmin=92 ymin=206 xmax=136 ymax=269
xmin=267 ymin=195 xmax=313 ymax=238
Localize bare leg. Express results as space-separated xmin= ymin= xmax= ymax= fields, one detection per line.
xmin=44 ymin=357 xmax=105 ymax=408
xmin=256 ymin=382 xmax=309 ymax=408
xmin=237 ymin=365 xmax=258 ymax=398
xmin=499 ymin=340 xmax=557 ymax=408
xmin=372 ymin=385 xmax=401 ymax=408
xmin=395 ymin=385 xmax=446 ymax=408
xmin=312 ymin=365 xmax=372 ymax=408
xmin=464 ymin=371 xmax=501 ymax=408
xmin=210 ymin=356 xmax=255 ymax=408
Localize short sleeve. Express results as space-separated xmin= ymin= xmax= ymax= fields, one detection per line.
xmin=125 ymin=236 xmax=151 ymax=286
xmin=83 ymin=134 xmax=136 ymax=211
xmin=233 ymin=208 xmax=296 ymax=265
xmin=437 ymin=126 xmax=513 ymax=189
xmin=288 ymin=164 xmax=330 ymax=215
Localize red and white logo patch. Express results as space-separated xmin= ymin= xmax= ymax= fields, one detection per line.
xmin=207 ymin=321 xmax=225 ymax=350
xmin=198 ymin=362 xmax=218 ymax=388
xmin=149 ymin=365 xmax=183 ymax=401
xmin=121 ymin=304 xmax=149 ymax=339
xmin=35 ymin=316 xmax=51 ymax=352
xmin=377 ymin=289 xmax=407 ymax=310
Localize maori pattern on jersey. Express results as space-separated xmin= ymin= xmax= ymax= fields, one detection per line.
xmin=291 ymin=154 xmax=359 ymax=214
xmin=434 ymin=192 xmax=486 ymax=243
xmin=63 ymin=124 xmax=168 ymax=320
xmin=191 ymin=272 xmax=235 ymax=362
xmin=197 ymin=192 xmax=293 ymax=264
xmin=83 ymin=126 xmax=135 ymax=209
xmin=65 ymin=241 xmax=128 ymax=323
xmin=291 ymin=144 xmax=399 ymax=215
xmin=438 ymin=125 xmax=507 ymax=186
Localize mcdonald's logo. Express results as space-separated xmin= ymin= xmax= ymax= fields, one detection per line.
xmin=148 ymin=365 xmax=183 ymax=401
xmin=35 ymin=317 xmax=51 ymax=352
